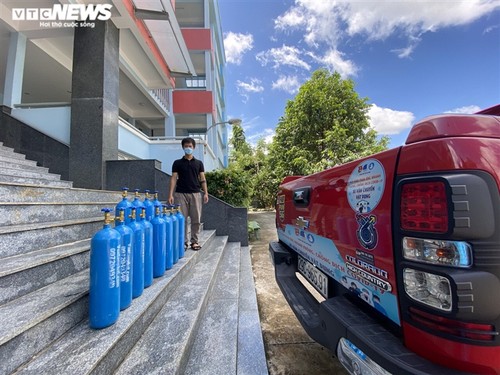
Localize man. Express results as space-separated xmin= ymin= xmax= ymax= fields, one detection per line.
xmin=168 ymin=137 xmax=209 ymax=250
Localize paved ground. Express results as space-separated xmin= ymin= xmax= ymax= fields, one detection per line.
xmin=248 ymin=210 xmax=348 ymax=375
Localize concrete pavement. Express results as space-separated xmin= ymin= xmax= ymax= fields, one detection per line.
xmin=248 ymin=210 xmax=348 ymax=375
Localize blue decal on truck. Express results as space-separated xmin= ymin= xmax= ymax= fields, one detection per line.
xmin=347 ymin=158 xmax=385 ymax=213
xmin=355 ymin=213 xmax=378 ymax=250
xmin=278 ymin=225 xmax=400 ymax=325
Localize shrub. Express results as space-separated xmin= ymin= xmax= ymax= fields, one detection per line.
xmin=206 ymin=167 xmax=252 ymax=207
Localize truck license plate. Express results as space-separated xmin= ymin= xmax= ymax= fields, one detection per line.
xmin=298 ymin=256 xmax=328 ymax=298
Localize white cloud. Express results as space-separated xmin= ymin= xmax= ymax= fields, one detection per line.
xmin=368 ymin=104 xmax=415 ymax=135
xmin=484 ymin=24 xmax=500 ymax=34
xmin=310 ymin=49 xmax=358 ymax=77
xmin=275 ymin=0 xmax=500 ymax=58
xmin=236 ymin=78 xmax=264 ymax=102
xmin=275 ymin=7 xmax=306 ymax=30
xmin=256 ymin=45 xmax=311 ymax=70
xmin=247 ymin=128 xmax=276 ymax=146
xmin=272 ymin=75 xmax=301 ymax=94
xmin=224 ymin=32 xmax=254 ymax=65
xmin=445 ymin=105 xmax=481 ymax=114
xmin=237 ymin=78 xmax=264 ymax=93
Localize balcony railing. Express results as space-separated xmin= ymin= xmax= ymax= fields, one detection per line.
xmin=150 ymin=89 xmax=169 ymax=112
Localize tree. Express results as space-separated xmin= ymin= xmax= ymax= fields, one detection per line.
xmin=206 ymin=123 xmax=254 ymax=207
xmin=268 ymin=69 xmax=389 ymax=177
xmin=230 ymin=122 xmax=252 ymax=156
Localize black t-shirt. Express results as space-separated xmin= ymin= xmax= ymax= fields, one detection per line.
xmin=172 ymin=156 xmax=205 ymax=193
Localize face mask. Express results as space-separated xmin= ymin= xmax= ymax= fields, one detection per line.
xmin=184 ymin=147 xmax=193 ymax=155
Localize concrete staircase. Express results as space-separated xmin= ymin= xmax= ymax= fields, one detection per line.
xmin=0 ymin=143 xmax=267 ymax=374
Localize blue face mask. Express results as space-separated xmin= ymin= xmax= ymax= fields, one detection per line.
xmin=184 ymin=147 xmax=193 ymax=155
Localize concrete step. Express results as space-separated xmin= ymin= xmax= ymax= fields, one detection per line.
xmin=236 ymin=246 xmax=269 ymax=375
xmin=0 ymin=183 xmax=120 ymax=204
xmin=0 ymin=270 xmax=89 ymax=375
xmin=11 ymin=230 xmax=218 ymax=375
xmin=0 ymin=203 xmax=115 ymax=227
xmin=0 ymin=159 xmax=49 ymax=173
xmin=0 ymin=217 xmax=101 ymax=259
xmin=184 ymin=241 xmax=241 ymax=375
xmin=0 ymin=239 xmax=90 ymax=305
xmin=0 ymin=154 xmax=38 ymax=167
xmin=183 ymin=244 xmax=268 ymax=375
xmin=0 ymin=146 xmax=28 ymax=161
xmin=0 ymin=165 xmax=60 ymax=181
xmin=0 ymin=174 xmax=72 ymax=188
xmin=114 ymin=236 xmax=229 ymax=374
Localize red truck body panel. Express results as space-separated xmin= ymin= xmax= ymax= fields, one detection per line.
xmin=272 ymin=111 xmax=500 ymax=374
xmin=277 ymin=148 xmax=402 ymax=325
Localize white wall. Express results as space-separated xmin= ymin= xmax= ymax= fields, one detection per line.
xmin=11 ymin=106 xmax=71 ymax=145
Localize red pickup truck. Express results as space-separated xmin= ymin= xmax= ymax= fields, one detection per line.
xmin=270 ymin=105 xmax=500 ymax=374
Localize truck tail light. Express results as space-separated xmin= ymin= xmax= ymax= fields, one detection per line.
xmin=403 ymin=268 xmax=452 ymax=311
xmin=402 ymin=237 xmax=472 ymax=268
xmin=409 ymin=307 xmax=497 ymax=341
xmin=400 ymin=181 xmax=448 ymax=233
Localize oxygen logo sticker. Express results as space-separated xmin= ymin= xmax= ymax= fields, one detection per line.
xmin=347 ymin=159 xmax=385 ymax=213
xmin=355 ymin=213 xmax=378 ymax=250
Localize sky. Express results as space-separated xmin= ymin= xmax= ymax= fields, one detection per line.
xmin=218 ymin=0 xmax=500 ymax=148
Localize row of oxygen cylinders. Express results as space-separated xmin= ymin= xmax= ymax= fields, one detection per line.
xmin=89 ymin=188 xmax=185 ymax=329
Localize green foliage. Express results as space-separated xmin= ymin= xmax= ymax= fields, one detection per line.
xmin=205 ymin=167 xmax=251 ymax=207
xmin=212 ymin=68 xmax=389 ymax=209
xmin=268 ymin=69 xmax=389 ymax=176
xmin=230 ymin=123 xmax=252 ymax=155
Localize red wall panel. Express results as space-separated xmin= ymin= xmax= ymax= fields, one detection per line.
xmin=173 ymin=91 xmax=213 ymax=113
xmin=182 ymin=29 xmax=212 ymax=50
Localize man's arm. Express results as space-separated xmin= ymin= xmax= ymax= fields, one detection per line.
xmin=168 ymin=172 xmax=178 ymax=204
xmin=199 ymin=171 xmax=209 ymax=203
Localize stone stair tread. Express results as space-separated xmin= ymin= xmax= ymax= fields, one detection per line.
xmin=0 ymin=154 xmax=37 ymax=166
xmin=0 ymin=203 xmax=115 ymax=227
xmin=1 ymin=167 xmax=61 ymax=181
xmin=184 ymin=241 xmax=241 ymax=375
xmin=0 ymin=217 xmax=101 ymax=259
xmin=0 ymin=270 xmax=88 ymax=346
xmin=114 ymin=236 xmax=228 ymax=375
xmin=0 ymin=147 xmax=28 ymax=160
xmin=237 ymin=246 xmax=269 ymax=375
xmin=0 ymin=183 xmax=120 ymax=204
xmin=0 ymin=239 xmax=91 ymax=278
xmin=0 ymin=175 xmax=72 ymax=188
xmin=0 ymin=216 xmax=101 ymax=235
xmin=0 ymin=166 xmax=60 ymax=180
xmin=14 ymin=230 xmax=218 ymax=375
xmin=0 ymin=159 xmax=48 ymax=173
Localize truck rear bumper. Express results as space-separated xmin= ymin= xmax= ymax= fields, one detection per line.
xmin=269 ymin=241 xmax=466 ymax=375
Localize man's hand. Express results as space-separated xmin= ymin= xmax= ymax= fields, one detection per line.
xmin=168 ymin=195 xmax=174 ymax=205
xmin=203 ymin=194 xmax=209 ymax=204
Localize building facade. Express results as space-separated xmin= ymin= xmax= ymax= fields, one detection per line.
xmin=0 ymin=0 xmax=228 ymax=190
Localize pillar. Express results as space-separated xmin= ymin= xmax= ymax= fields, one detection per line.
xmin=3 ymin=32 xmax=26 ymax=108
xmin=165 ymin=90 xmax=176 ymax=137
xmin=69 ymin=20 xmax=119 ymax=189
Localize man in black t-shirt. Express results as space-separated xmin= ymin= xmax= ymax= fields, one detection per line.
xmin=168 ymin=137 xmax=209 ymax=250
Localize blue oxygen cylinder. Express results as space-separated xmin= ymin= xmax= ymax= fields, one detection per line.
xmin=116 ymin=187 xmax=133 ymax=224
xmin=163 ymin=205 xmax=174 ymax=270
xmin=175 ymin=204 xmax=186 ymax=259
xmin=132 ymin=189 xmax=145 ymax=213
xmin=89 ymin=208 xmax=121 ymax=329
xmin=114 ymin=208 xmax=133 ymax=311
xmin=139 ymin=207 xmax=153 ymax=288
xmin=143 ymin=190 xmax=154 ymax=221
xmin=127 ymin=207 xmax=144 ymax=298
xmin=152 ymin=190 xmax=161 ymax=207
xmin=169 ymin=205 xmax=179 ymax=264
xmin=151 ymin=204 xmax=166 ymax=278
